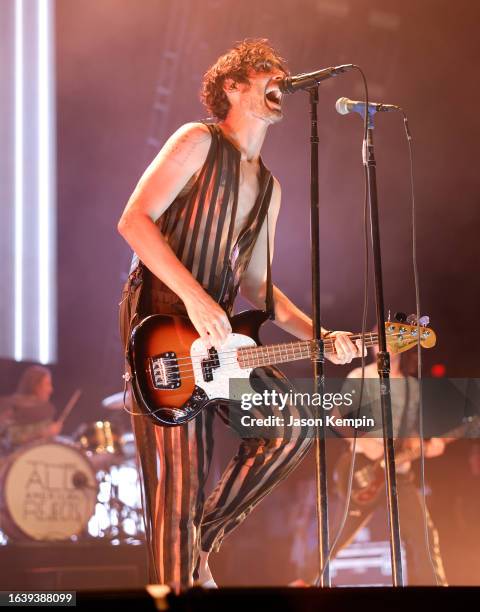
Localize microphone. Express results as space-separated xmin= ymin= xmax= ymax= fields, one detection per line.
xmin=279 ymin=64 xmax=354 ymax=94
xmin=335 ymin=96 xmax=401 ymax=115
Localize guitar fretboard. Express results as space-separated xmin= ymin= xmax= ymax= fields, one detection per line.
xmin=236 ymin=333 xmax=380 ymax=369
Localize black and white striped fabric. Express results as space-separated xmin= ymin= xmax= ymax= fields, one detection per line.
xmin=151 ymin=365 xmax=313 ymax=588
xmin=119 ymin=121 xmax=312 ymax=590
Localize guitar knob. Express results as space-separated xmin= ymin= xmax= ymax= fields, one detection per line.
xmin=418 ymin=315 xmax=430 ymax=327
xmin=394 ymin=312 xmax=407 ymax=323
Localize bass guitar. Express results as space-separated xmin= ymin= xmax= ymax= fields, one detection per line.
xmin=127 ymin=310 xmax=436 ymax=426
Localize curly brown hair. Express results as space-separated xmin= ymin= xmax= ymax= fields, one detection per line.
xmin=201 ymin=38 xmax=289 ymax=121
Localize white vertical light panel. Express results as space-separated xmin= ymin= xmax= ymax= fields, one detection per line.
xmin=14 ymin=0 xmax=24 ymax=361
xmin=37 ymin=0 xmax=56 ymax=364
xmin=0 ymin=0 xmax=57 ymax=363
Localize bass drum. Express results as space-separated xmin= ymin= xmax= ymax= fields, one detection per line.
xmin=0 ymin=438 xmax=97 ymax=541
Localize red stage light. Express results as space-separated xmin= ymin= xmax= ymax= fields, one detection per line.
xmin=431 ymin=363 xmax=446 ymax=377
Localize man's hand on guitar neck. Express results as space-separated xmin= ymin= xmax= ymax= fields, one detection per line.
xmin=324 ymin=330 xmax=366 ymax=365
xmin=403 ymin=436 xmax=446 ymax=459
xmin=348 ymin=437 xmax=446 ymax=466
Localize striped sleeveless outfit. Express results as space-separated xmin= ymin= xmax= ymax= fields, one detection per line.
xmin=119 ymin=122 xmax=313 ymax=588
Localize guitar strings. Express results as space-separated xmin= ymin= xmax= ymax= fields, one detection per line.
xmin=159 ymin=338 xmax=329 ymax=364
xmin=153 ymin=332 xmax=421 ymax=384
xmin=160 ymin=347 xmax=315 ymax=381
xmin=155 ymin=330 xmax=422 ymax=366
xmin=158 ymin=332 xmax=419 ymax=377
xmin=151 ymin=332 xmax=421 ymax=379
xmin=155 ymin=332 xmax=377 ymax=363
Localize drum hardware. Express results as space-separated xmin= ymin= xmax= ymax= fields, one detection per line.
xmin=119 ymin=431 xmax=136 ymax=461
xmin=87 ymin=461 xmax=144 ymax=543
xmin=73 ymin=420 xmax=124 ymax=471
xmin=0 ymin=448 xmax=144 ymax=544
xmin=0 ymin=400 xmax=144 ymax=544
xmin=101 ymin=391 xmax=132 ymax=411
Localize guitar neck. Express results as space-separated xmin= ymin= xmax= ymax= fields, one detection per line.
xmin=237 ymin=333 xmax=380 ymax=369
xmin=380 ymin=419 xmax=477 ymax=468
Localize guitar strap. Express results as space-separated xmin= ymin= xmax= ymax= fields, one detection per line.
xmin=266 ymin=211 xmax=275 ymax=320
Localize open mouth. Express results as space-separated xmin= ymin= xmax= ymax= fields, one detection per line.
xmin=265 ymin=88 xmax=282 ymax=110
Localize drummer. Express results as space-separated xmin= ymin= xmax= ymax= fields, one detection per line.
xmin=0 ymin=366 xmax=61 ymax=450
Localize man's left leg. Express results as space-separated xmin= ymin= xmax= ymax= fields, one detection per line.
xmin=199 ymin=366 xmax=314 ymax=561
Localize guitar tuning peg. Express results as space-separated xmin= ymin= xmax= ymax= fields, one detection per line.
xmin=394 ymin=312 xmax=407 ymax=323
xmin=406 ymin=314 xmax=417 ymax=325
xmin=418 ymin=315 xmax=430 ymax=327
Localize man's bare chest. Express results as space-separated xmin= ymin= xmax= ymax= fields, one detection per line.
xmin=235 ymin=160 xmax=260 ymax=231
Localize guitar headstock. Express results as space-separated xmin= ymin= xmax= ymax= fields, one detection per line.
xmin=385 ymin=314 xmax=436 ymax=354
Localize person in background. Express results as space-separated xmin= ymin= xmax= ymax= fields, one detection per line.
xmin=0 ymin=365 xmax=61 ymax=451
xmin=332 ymin=341 xmax=447 ymax=585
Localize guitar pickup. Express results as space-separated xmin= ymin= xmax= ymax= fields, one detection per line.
xmin=201 ymin=348 xmax=220 ymax=382
xmin=149 ymin=352 xmax=180 ymax=390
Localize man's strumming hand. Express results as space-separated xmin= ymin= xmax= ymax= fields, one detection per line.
xmin=183 ymin=291 xmax=232 ymax=350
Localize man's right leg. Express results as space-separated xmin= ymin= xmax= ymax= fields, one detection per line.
xmin=151 ymin=409 xmax=215 ymax=590
xmin=119 ymin=277 xmax=216 ymax=589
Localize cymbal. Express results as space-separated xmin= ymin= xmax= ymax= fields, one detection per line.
xmin=101 ymin=391 xmax=131 ymax=411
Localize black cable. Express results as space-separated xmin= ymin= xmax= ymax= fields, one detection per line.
xmin=403 ymin=111 xmax=441 ymax=585
xmin=317 ymin=101 xmax=442 ymax=585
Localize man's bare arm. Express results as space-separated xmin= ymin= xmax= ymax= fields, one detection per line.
xmin=117 ymin=122 xmax=231 ymax=347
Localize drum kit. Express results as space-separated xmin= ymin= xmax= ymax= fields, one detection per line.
xmin=0 ymin=391 xmax=144 ymax=545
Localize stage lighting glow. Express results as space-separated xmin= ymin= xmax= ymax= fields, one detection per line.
xmin=431 ymin=364 xmax=446 ymax=378
xmin=37 ymin=0 xmax=56 ymax=364
xmin=5 ymin=0 xmax=57 ymax=363
xmin=14 ymin=0 xmax=24 ymax=361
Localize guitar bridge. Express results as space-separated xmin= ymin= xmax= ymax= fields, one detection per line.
xmin=149 ymin=352 xmax=180 ymax=390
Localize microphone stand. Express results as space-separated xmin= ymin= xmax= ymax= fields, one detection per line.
xmin=363 ymin=109 xmax=404 ymax=586
xmin=308 ymin=85 xmax=330 ymax=586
